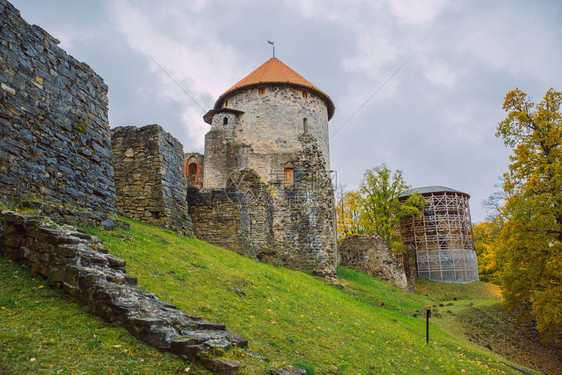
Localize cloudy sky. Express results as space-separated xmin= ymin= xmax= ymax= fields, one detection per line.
xmin=10 ymin=0 xmax=562 ymax=222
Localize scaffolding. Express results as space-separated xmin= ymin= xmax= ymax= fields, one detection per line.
xmin=416 ymin=249 xmax=479 ymax=283
xmin=398 ymin=187 xmax=479 ymax=283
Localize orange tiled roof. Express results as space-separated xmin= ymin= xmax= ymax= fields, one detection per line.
xmin=214 ymin=58 xmax=335 ymax=119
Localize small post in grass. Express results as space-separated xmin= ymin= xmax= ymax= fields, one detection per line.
xmin=426 ymin=309 xmax=431 ymax=343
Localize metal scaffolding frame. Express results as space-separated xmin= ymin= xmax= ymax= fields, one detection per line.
xmin=416 ymin=249 xmax=479 ymax=283
xmin=398 ymin=187 xmax=479 ymax=283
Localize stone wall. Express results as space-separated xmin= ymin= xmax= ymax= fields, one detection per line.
xmin=187 ymin=181 xmax=277 ymax=263
xmin=190 ymin=134 xmax=337 ymax=276
xmin=187 ymin=187 xmax=246 ymax=254
xmin=0 ymin=210 xmax=247 ymax=372
xmin=0 ymin=0 xmax=116 ymax=218
xmin=339 ymin=234 xmax=408 ymax=289
xmin=272 ymin=134 xmax=337 ymax=276
xmin=112 ymin=125 xmax=192 ymax=235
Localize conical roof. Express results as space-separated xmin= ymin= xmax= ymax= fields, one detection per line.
xmin=213 ymin=58 xmax=335 ymax=120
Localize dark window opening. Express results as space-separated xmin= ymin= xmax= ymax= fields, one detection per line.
xmin=258 ymin=87 xmax=265 ymax=95
xmin=223 ymin=117 xmax=228 ymax=125
xmin=302 ymin=90 xmax=308 ymax=98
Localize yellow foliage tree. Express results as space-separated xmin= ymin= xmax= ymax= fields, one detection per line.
xmin=472 ymin=221 xmax=501 ymax=284
xmin=335 ymin=190 xmax=364 ymax=242
xmin=496 ymin=88 xmax=562 ymax=342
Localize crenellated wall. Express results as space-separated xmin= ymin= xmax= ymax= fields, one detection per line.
xmin=0 ymin=0 xmax=116 ymax=219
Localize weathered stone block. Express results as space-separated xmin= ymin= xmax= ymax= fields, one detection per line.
xmin=339 ymin=234 xmax=408 ymax=289
xmin=112 ymin=125 xmax=192 ymax=236
xmin=204 ymin=359 xmax=245 ymax=375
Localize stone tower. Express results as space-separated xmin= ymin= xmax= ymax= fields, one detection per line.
xmin=194 ymin=58 xmax=338 ymax=276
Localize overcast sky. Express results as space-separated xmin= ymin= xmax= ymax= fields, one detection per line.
xmin=10 ymin=0 xmax=562 ymax=223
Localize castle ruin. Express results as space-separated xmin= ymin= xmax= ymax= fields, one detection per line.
xmin=187 ymin=58 xmax=338 ymax=277
xmin=109 ymin=59 xmax=339 ymax=276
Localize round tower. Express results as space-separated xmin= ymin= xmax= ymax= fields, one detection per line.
xmin=202 ymin=58 xmax=335 ymax=188
xmin=198 ymin=58 xmax=338 ymax=276
xmin=398 ymin=186 xmax=479 ymax=283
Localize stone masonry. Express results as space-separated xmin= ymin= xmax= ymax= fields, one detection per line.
xmin=339 ymin=234 xmax=408 ymax=289
xmin=0 ymin=210 xmax=247 ymax=372
xmin=193 ymin=59 xmax=339 ymax=277
xmin=187 ymin=187 xmax=247 ymax=255
xmin=112 ymin=125 xmax=192 ymax=236
xmin=0 ymin=0 xmax=116 ymax=219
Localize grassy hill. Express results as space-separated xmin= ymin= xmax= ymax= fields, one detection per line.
xmin=1 ymin=217 xmax=551 ymax=374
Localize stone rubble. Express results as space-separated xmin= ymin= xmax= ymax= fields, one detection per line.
xmin=0 ymin=210 xmax=246 ymax=372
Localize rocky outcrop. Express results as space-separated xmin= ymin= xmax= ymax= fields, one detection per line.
xmin=0 ymin=210 xmax=246 ymax=371
xmin=339 ymin=234 xmax=408 ymax=289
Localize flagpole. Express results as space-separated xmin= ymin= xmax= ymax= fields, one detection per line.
xmin=268 ymin=41 xmax=275 ymax=58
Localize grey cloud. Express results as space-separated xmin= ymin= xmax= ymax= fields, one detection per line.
xmin=10 ymin=0 xmax=562 ymax=222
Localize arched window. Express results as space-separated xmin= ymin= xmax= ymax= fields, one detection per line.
xmin=223 ymin=117 xmax=228 ymax=125
xmin=284 ymin=162 xmax=294 ymax=188
xmin=303 ymin=118 xmax=308 ymax=134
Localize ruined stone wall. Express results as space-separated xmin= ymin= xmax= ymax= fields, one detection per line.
xmin=112 ymin=125 xmax=192 ymax=235
xmin=195 ymin=130 xmax=337 ymax=276
xmin=272 ymin=134 xmax=337 ymax=276
xmin=339 ymin=234 xmax=408 ymax=289
xmin=187 ymin=183 xmax=276 ymax=263
xmin=0 ymin=0 xmax=116 ymax=218
xmin=187 ymin=187 xmax=246 ymax=254
xmin=0 ymin=210 xmax=246 ymax=371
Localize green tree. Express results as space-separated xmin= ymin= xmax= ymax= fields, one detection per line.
xmin=358 ymin=164 xmax=425 ymax=250
xmin=496 ymin=88 xmax=562 ymax=342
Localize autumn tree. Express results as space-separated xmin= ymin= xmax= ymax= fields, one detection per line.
xmin=358 ymin=164 xmax=425 ymax=250
xmin=335 ymin=188 xmax=364 ymax=242
xmin=472 ymin=220 xmax=501 ymax=284
xmin=473 ymin=182 xmax=505 ymax=284
xmin=496 ymin=88 xmax=562 ymax=341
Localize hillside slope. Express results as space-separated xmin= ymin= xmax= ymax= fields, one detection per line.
xmin=0 ymin=257 xmax=208 ymax=374
xmin=83 ymin=218 xmax=530 ymax=374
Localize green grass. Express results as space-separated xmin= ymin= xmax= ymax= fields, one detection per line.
xmin=0 ymin=257 xmax=212 ymax=375
xmin=78 ymin=218 xmax=526 ymax=374
xmin=415 ymin=278 xmax=503 ymax=301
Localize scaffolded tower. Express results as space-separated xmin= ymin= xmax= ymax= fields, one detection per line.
xmin=398 ymin=186 xmax=479 ymax=283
